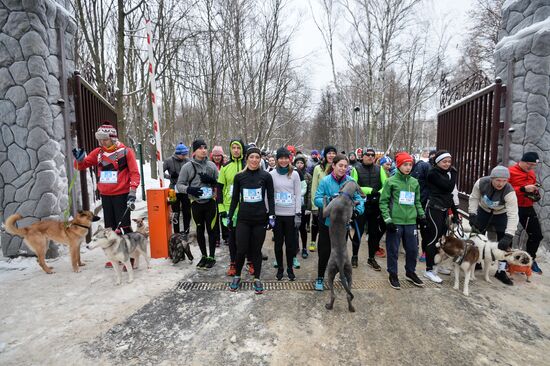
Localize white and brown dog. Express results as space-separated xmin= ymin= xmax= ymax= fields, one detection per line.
xmin=436 ymin=235 xmax=480 ymax=296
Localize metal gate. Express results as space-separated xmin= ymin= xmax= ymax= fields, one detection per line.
xmin=437 ymin=77 xmax=506 ymax=211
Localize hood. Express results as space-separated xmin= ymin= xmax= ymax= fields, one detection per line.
xmin=229 ymin=139 xmax=245 ymax=162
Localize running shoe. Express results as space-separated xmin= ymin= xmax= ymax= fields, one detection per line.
xmin=367 ymin=258 xmax=381 ymax=271
xmin=287 ymin=268 xmax=296 ymax=281
xmin=309 ymin=242 xmax=317 ymax=252
xmin=253 ymin=279 xmax=264 ymax=294
xmin=419 ymin=252 xmax=426 ymax=262
xmin=532 ymin=261 xmax=543 ymax=274
xmin=293 ymin=257 xmax=300 ymax=269
xmin=229 ymin=276 xmax=241 ymax=291
xmin=205 ymin=257 xmax=216 ymax=269
xmin=196 ymin=256 xmax=208 ymax=269
xmin=405 ymin=272 xmax=425 ymax=287
xmin=314 ymin=277 xmax=324 ymax=291
xmin=376 ymin=248 xmax=386 ymax=258
xmin=246 ymin=262 xmax=255 ymax=275
xmin=351 ymin=255 xmax=358 ymax=268
xmin=423 ymin=270 xmax=442 ymax=283
xmin=227 ymin=262 xmax=236 ymax=276
xmin=388 ymin=274 xmax=400 ymax=290
xmin=301 ymin=248 xmax=309 ymax=259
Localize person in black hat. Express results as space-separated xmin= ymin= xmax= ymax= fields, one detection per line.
xmin=509 ymin=152 xmax=544 ymax=274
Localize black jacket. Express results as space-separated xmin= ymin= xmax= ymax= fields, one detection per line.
xmin=411 ymin=160 xmax=430 ymax=205
xmin=228 ymin=168 xmax=275 ymax=224
xmin=163 ymin=155 xmax=189 ymax=189
xmin=426 ymin=165 xmax=457 ymax=211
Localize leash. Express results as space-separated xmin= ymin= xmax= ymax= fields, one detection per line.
xmin=63 ymin=169 xmax=79 ymax=228
xmin=114 ymin=206 xmax=132 ymax=233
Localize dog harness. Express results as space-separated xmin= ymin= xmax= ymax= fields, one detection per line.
xmin=452 ymin=239 xmax=475 ymax=265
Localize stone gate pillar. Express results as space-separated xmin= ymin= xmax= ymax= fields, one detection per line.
xmin=0 ymin=0 xmax=76 ymax=256
xmin=494 ymin=0 xmax=550 ymax=249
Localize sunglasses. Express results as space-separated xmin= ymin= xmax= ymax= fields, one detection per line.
xmin=364 ymin=153 xmax=375 ymax=157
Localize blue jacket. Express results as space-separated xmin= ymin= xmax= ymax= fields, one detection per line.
xmin=314 ymin=174 xmax=365 ymax=226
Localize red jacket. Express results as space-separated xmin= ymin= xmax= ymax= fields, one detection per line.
xmin=508 ymin=163 xmax=536 ymax=207
xmin=75 ymin=141 xmax=140 ymax=196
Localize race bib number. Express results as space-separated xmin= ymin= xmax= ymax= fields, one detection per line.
xmin=200 ymin=187 xmax=213 ymax=199
xmin=482 ymin=195 xmax=500 ymax=209
xmin=398 ymin=191 xmax=415 ymax=205
xmin=243 ymin=188 xmax=262 ymax=203
xmin=100 ymin=171 xmax=118 ymax=184
xmin=275 ymin=192 xmax=293 ymax=206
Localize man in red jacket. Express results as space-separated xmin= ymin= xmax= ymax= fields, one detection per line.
xmin=509 ymin=152 xmax=543 ymax=274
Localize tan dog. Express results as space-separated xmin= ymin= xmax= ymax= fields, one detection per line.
xmin=436 ymin=235 xmax=480 ymax=296
xmin=132 ymin=217 xmax=149 ymax=237
xmin=5 ymin=211 xmax=100 ymax=274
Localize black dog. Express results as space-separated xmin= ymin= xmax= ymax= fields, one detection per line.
xmin=169 ymin=232 xmax=195 ymax=264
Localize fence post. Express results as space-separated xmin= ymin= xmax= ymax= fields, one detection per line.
xmin=491 ymin=78 xmax=503 ymax=168
xmin=138 ymin=143 xmax=146 ymax=201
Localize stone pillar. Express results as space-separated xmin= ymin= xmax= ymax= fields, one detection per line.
xmin=494 ymin=0 xmax=550 ymax=249
xmin=0 ymin=0 xmax=77 ymax=256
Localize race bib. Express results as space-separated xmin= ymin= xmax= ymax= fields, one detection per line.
xmin=482 ymin=195 xmax=500 ymax=209
xmin=200 ymin=187 xmax=213 ymax=199
xmin=275 ymin=192 xmax=293 ymax=206
xmin=100 ymin=170 xmax=118 ymax=184
xmin=243 ymin=188 xmax=262 ymax=203
xmin=398 ymin=191 xmax=415 ymax=205
xmin=229 ymin=184 xmax=234 ymax=197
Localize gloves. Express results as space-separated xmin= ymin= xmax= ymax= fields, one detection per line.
xmin=451 ymin=206 xmax=460 ymax=224
xmin=267 ymin=215 xmax=276 ymax=230
xmin=498 ymin=234 xmax=513 ymax=251
xmin=369 ymin=191 xmax=380 ymax=201
xmin=220 ymin=212 xmax=229 ymax=227
xmin=170 ymin=172 xmax=179 ymax=179
xmin=127 ymin=189 xmax=136 ymax=210
xmin=386 ymin=222 xmax=397 ymax=233
xmin=469 ymin=213 xmax=480 ymax=232
xmin=304 ymin=210 xmax=311 ymax=216
xmin=198 ymin=172 xmax=217 ymax=185
xmin=186 ymin=186 xmax=203 ymax=197
xmin=294 ymin=214 xmax=301 ymax=229
xmin=72 ymin=148 xmax=85 ymax=162
xmin=417 ymin=216 xmax=428 ymax=230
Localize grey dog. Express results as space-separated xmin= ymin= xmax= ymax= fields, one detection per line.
xmin=322 ymin=180 xmax=365 ymax=312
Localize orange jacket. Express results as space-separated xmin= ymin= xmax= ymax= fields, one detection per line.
xmin=508 ymin=164 xmax=536 ymax=208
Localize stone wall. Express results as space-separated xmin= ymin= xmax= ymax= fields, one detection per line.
xmin=0 ymin=0 xmax=76 ymax=256
xmin=494 ymin=0 xmax=550 ymax=249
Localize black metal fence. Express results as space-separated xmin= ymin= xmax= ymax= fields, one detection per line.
xmin=436 ymin=78 xmax=506 ymax=211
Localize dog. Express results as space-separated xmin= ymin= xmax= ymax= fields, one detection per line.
xmin=507 ymin=263 xmax=534 ymax=282
xmin=436 ymin=235 xmax=480 ymax=296
xmin=468 ymin=234 xmax=532 ymax=283
xmin=87 ymin=226 xmax=150 ymax=285
xmin=322 ymin=180 xmax=365 ymax=312
xmin=169 ymin=231 xmax=196 ymax=264
xmin=132 ymin=217 xmax=149 ymax=237
xmin=5 ymin=211 xmax=100 ymax=274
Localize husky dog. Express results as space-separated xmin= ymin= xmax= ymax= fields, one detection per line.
xmin=87 ymin=226 xmax=150 ymax=285
xmin=169 ymin=231 xmax=196 ymax=264
xmin=436 ymin=236 xmax=480 ymax=296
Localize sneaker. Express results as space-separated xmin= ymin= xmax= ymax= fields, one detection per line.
xmin=287 ymin=268 xmax=296 ymax=281
xmin=246 ymin=262 xmax=254 ymax=275
xmin=314 ymin=277 xmax=324 ymax=291
xmin=423 ymin=270 xmax=443 ymax=283
xmin=388 ymin=274 xmax=401 ymax=290
xmin=293 ymin=257 xmax=300 ymax=269
xmin=196 ymin=256 xmax=208 ymax=269
xmin=309 ymin=242 xmax=317 ymax=252
xmin=495 ymin=270 xmax=514 ymax=286
xmin=301 ymin=248 xmax=308 ymax=259
xmin=367 ymin=258 xmax=381 ymax=271
xmin=105 ymin=262 xmax=113 ymax=269
xmin=273 ymin=260 xmax=279 ymax=268
xmin=532 ymin=261 xmax=543 ymax=274
xmin=437 ymin=266 xmax=451 ymax=275
xmin=376 ymin=248 xmax=386 ymax=258
xmin=205 ymin=257 xmax=216 ymax=269
xmin=253 ymin=279 xmax=264 ymax=294
xmin=229 ymin=276 xmax=241 ymax=291
xmin=405 ymin=272 xmax=425 ymax=287
xmin=351 ymin=255 xmax=358 ymax=268
xmin=227 ymin=262 xmax=236 ymax=276
xmin=419 ymin=252 xmax=426 ymax=262
xmin=276 ymin=268 xmax=284 ymax=281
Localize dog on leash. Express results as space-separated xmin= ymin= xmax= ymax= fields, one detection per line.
xmin=87 ymin=226 xmax=150 ymax=285
xmin=436 ymin=235 xmax=480 ymax=296
xmin=322 ymin=180 xmax=365 ymax=312
xmin=5 ymin=211 xmax=100 ymax=274
xmin=507 ymin=260 xmax=534 ymax=282
xmin=132 ymin=217 xmax=149 ymax=237
xmin=169 ymin=231 xmax=196 ymax=264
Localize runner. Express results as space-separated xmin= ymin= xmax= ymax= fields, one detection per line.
xmin=294 ymin=153 xmax=312 ymax=259
xmin=210 ymin=145 xmax=227 ymax=247
xmin=163 ymin=143 xmax=191 ymax=234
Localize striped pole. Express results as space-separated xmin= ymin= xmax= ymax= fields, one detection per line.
xmin=145 ymin=19 xmax=164 ymax=187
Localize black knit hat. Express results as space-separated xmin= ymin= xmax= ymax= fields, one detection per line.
xmin=521 ymin=152 xmax=539 ymax=163
xmin=323 ymin=145 xmax=337 ymax=157
xmin=276 ymin=147 xmax=290 ymax=160
xmin=192 ymin=139 xmax=207 ymax=152
xmin=294 ymin=153 xmax=307 ymax=165
xmin=246 ymin=146 xmax=261 ymax=159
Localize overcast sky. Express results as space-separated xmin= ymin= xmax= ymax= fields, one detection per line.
xmin=290 ymin=0 xmax=475 ymax=105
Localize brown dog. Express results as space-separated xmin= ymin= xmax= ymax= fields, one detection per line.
xmin=5 ymin=211 xmax=100 ymax=274
xmin=436 ymin=235 xmax=480 ymax=296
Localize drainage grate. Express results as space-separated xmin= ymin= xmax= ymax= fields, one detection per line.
xmin=175 ymin=278 xmax=451 ymax=291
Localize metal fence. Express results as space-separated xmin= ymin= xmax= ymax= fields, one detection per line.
xmin=436 ymin=78 xmax=506 ymax=211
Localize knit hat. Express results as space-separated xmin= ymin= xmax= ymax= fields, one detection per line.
xmin=294 ymin=153 xmax=307 ymax=165
xmin=434 ymin=150 xmax=452 ymax=164
xmin=276 ymin=147 xmax=290 ymax=160
xmin=395 ymin=152 xmax=413 ymax=168
xmin=287 ymin=145 xmax=296 ymax=155
xmin=175 ymin=143 xmax=189 ymax=155
xmin=246 ymin=146 xmax=261 ymax=159
xmin=192 ymin=139 xmax=207 ymax=152
xmin=363 ymin=147 xmax=376 ymax=154
xmin=211 ymin=145 xmax=224 ymax=156
xmin=322 ymin=145 xmax=337 ymax=157
xmin=311 ymin=149 xmax=320 ymax=156
xmin=379 ymin=156 xmax=392 ymax=165
xmin=521 ymin=152 xmax=539 ymax=163
xmin=490 ymin=165 xmax=510 ymax=179
xmin=95 ymin=124 xmax=117 ymax=140
xmin=355 ymin=148 xmax=363 ymax=157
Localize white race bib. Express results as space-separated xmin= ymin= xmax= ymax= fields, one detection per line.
xmin=398 ymin=191 xmax=415 ymax=206
xmin=243 ymin=188 xmax=262 ymax=203
xmin=275 ymin=192 xmax=293 ymax=206
xmin=482 ymin=195 xmax=500 ymax=209
xmin=200 ymin=187 xmax=213 ymax=199
xmin=100 ymin=170 xmax=118 ymax=184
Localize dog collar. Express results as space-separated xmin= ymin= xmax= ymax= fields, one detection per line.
xmin=339 ymin=191 xmax=354 ymax=202
xmin=72 ymin=223 xmax=91 ymax=230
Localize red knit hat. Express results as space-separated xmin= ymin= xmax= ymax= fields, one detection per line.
xmin=395 ymin=152 xmax=413 ymax=168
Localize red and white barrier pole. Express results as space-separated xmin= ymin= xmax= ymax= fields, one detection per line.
xmin=145 ymin=19 xmax=164 ymax=187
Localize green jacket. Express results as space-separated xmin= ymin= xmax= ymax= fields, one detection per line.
xmin=310 ymin=163 xmax=330 ymax=212
xmin=379 ymin=170 xmax=425 ymax=225
xmin=217 ymin=140 xmax=245 ymax=214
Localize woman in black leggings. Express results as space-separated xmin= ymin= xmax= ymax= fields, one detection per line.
xmin=227 ymin=147 xmax=275 ymax=294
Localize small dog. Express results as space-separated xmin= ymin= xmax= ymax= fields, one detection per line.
xmin=507 ymin=255 xmax=533 ymax=282
xmin=87 ymin=226 xmax=150 ymax=285
xmin=5 ymin=211 xmax=100 ymax=274
xmin=322 ymin=180 xmax=365 ymax=312
xmin=169 ymin=232 xmax=196 ymax=264
xmin=436 ymin=235 xmax=480 ymax=296
xmin=132 ymin=217 xmax=149 ymax=237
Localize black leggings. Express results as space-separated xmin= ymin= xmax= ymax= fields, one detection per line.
xmin=425 ymin=207 xmax=448 ymax=271
xmin=191 ymin=200 xmax=217 ymax=257
xmin=519 ymin=207 xmax=543 ymax=259
xmin=102 ymin=193 xmax=132 ymax=233
xmin=214 ymin=212 xmax=229 ymax=242
xmin=311 ymin=212 xmax=319 ymax=242
xmin=170 ymin=193 xmax=191 ymax=233
xmin=235 ymin=221 xmax=267 ymax=278
xmin=317 ymin=221 xmax=332 ymax=278
xmin=298 ymin=212 xmax=311 ymax=250
xmin=274 ymin=216 xmax=297 ymax=270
